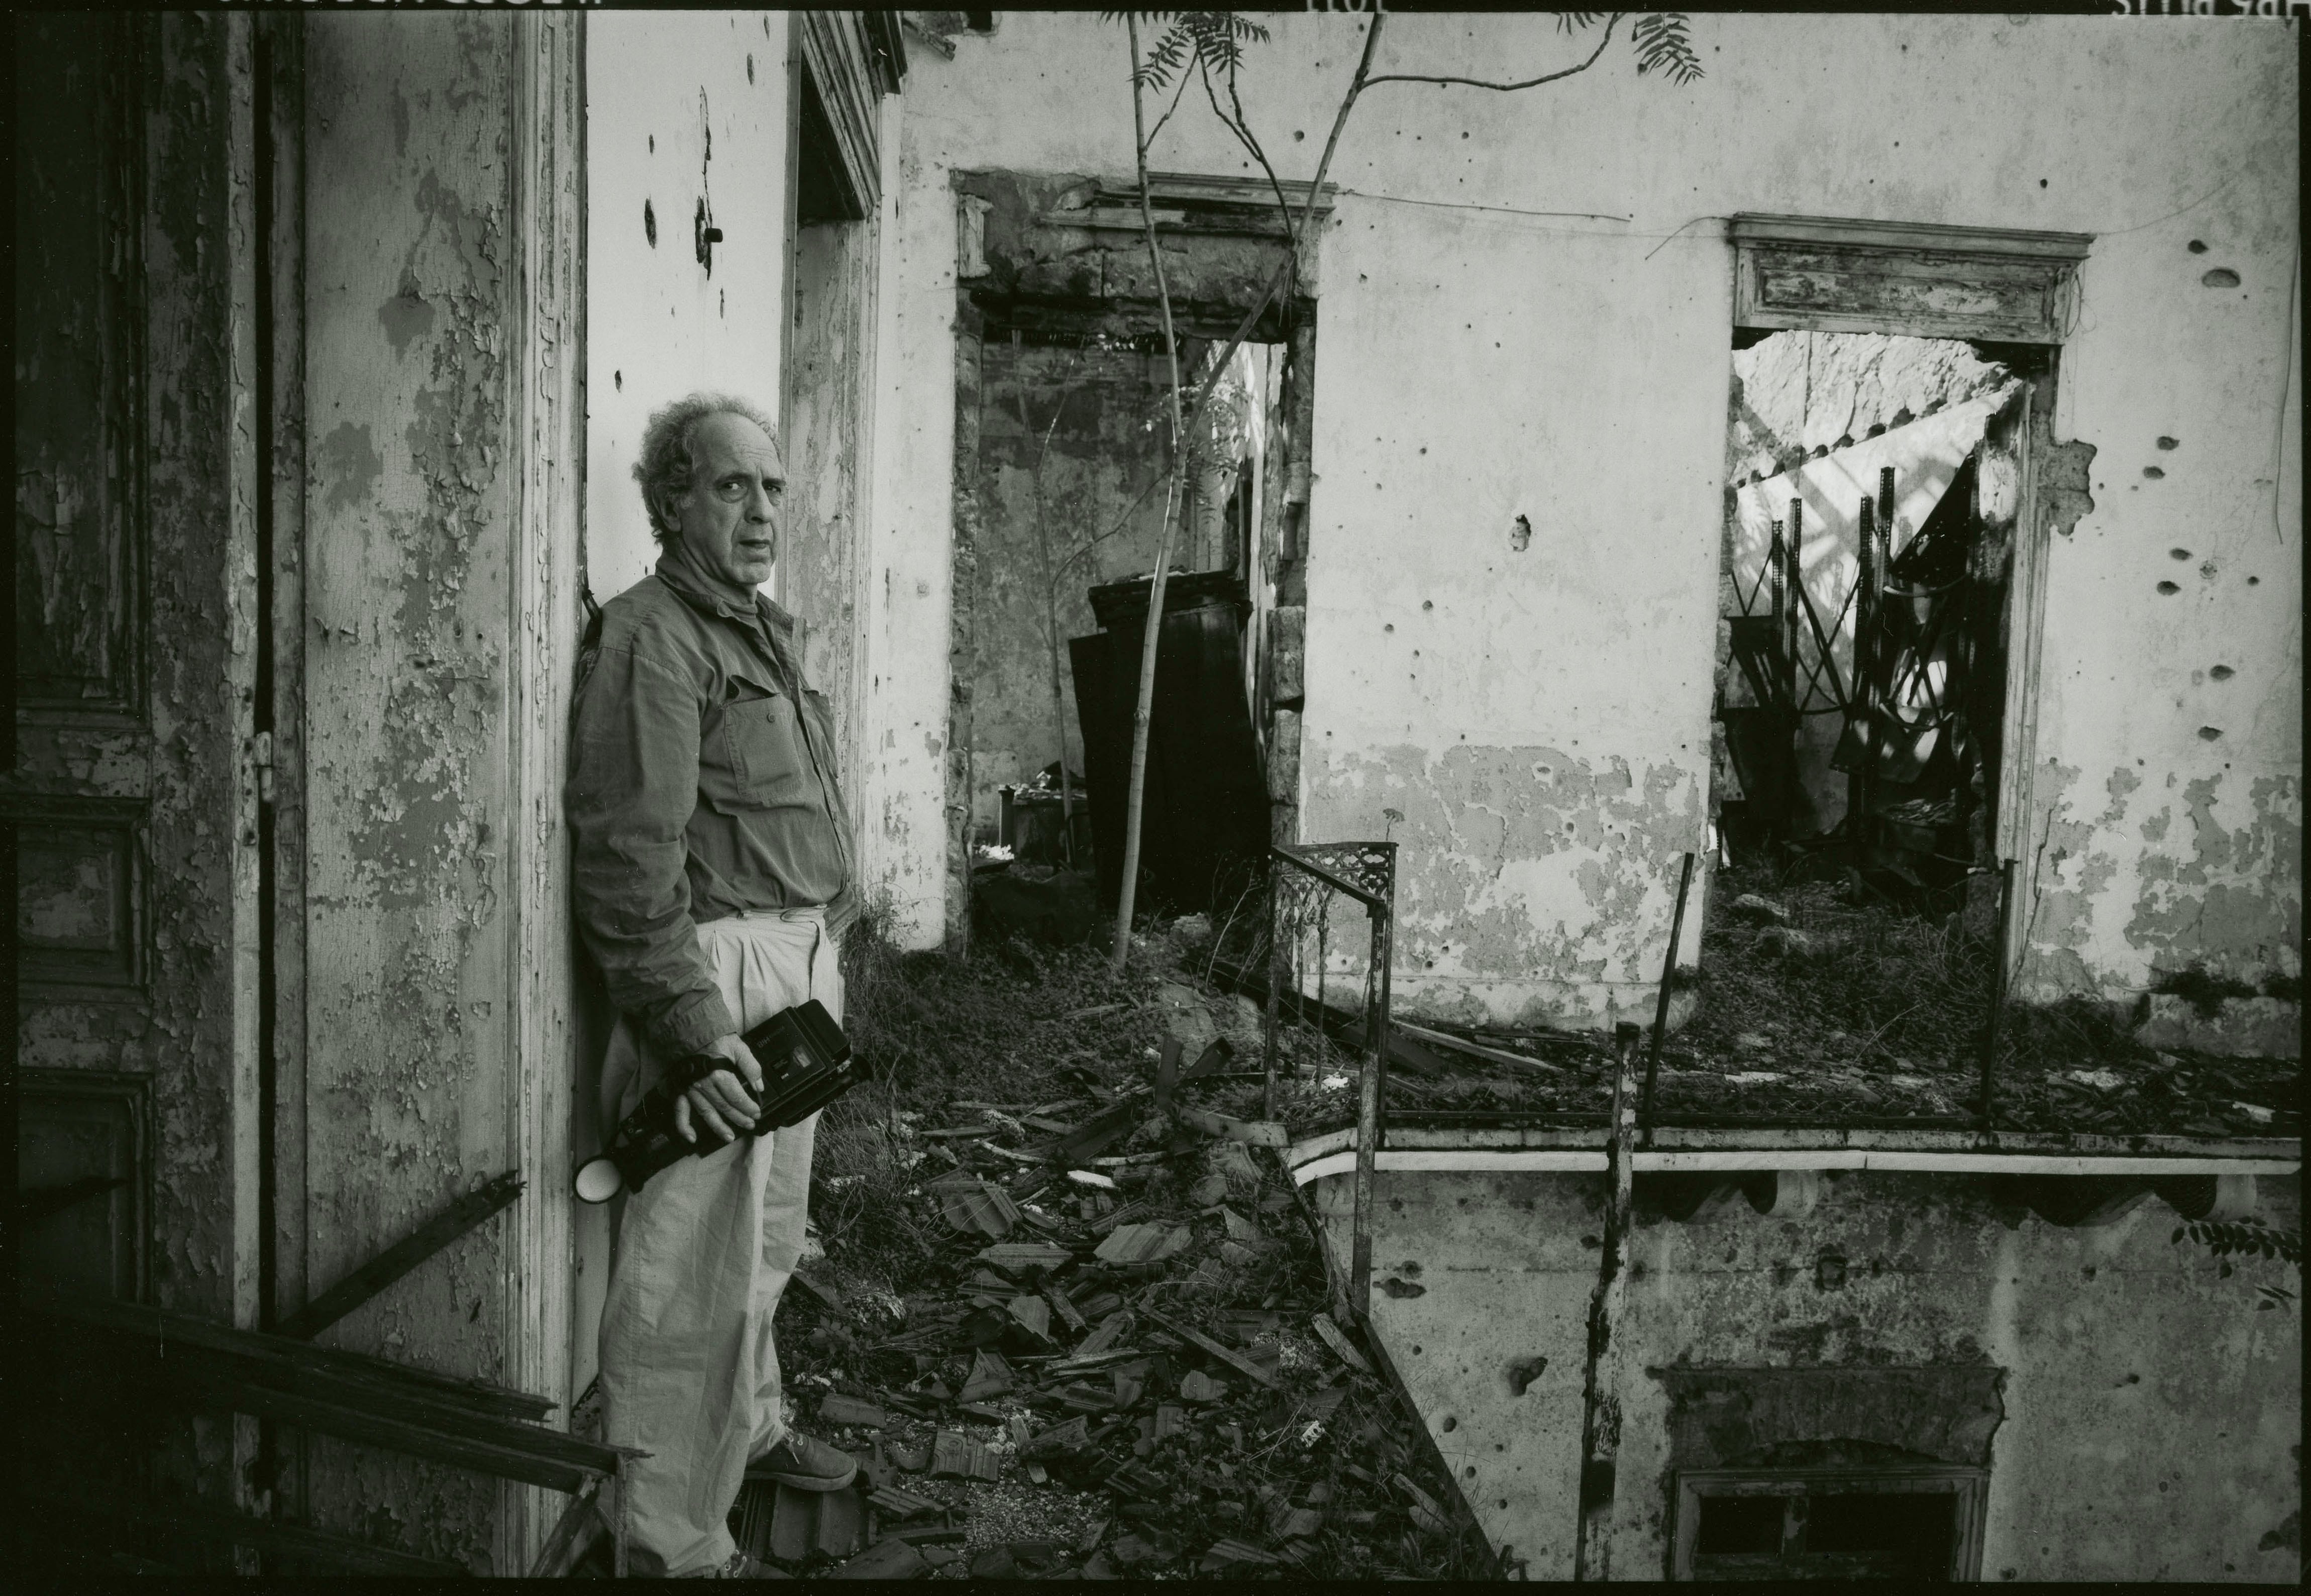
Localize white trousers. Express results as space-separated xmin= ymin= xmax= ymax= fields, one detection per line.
xmin=597 ymin=909 xmax=840 ymax=1578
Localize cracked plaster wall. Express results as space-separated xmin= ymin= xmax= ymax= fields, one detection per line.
xmin=880 ymin=15 xmax=2297 ymax=1009
xmin=1321 ymin=1168 xmax=2301 ymax=1581
xmin=583 ymin=12 xmax=791 ymax=600
xmin=301 ymin=17 xmax=530 ymax=1569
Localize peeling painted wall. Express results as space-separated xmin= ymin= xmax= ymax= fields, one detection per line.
xmin=1320 ymin=1168 xmax=2302 ymax=1581
xmin=301 ymin=16 xmax=524 ymax=1568
xmin=878 ymin=14 xmax=2299 ymax=1006
xmin=584 ymin=11 xmax=791 ymax=600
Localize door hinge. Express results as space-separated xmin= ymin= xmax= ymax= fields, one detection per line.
xmin=251 ymin=730 xmax=275 ymax=806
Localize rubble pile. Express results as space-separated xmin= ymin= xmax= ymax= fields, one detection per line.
xmin=562 ymin=923 xmax=1494 ymax=1580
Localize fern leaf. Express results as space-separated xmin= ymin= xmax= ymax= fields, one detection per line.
xmin=1556 ymin=12 xmax=1607 ymax=34
xmin=1631 ymin=12 xmax=1704 ymax=85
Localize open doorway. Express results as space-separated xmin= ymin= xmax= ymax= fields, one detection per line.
xmin=1712 ymin=328 xmax=2053 ymax=900
xmin=969 ymin=323 xmax=1280 ymax=913
xmin=1691 ymin=326 xmax=2056 ymax=1104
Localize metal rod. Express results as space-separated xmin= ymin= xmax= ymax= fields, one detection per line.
xmin=1349 ymin=908 xmax=1382 ymax=1323
xmin=1573 ymin=1023 xmax=1642 ymax=1582
xmin=1639 ymin=853 xmax=1698 ymax=1143
xmin=1262 ymin=870 xmax=1283 ymax=1121
xmin=1977 ymin=858 xmax=2019 ymax=1126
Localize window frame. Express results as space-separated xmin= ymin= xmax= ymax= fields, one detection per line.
xmin=1671 ymin=1464 xmax=1990 ymax=1582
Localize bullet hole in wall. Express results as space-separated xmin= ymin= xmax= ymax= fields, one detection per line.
xmin=644 ymin=199 xmax=657 ymax=247
xmin=613 ymin=370 xmax=622 ymax=391
xmin=2187 ymin=240 xmax=2207 ymax=254
xmin=2248 ymin=576 xmax=2260 ymax=585
xmin=2199 ymin=727 xmax=2224 ymax=741
xmin=649 ymin=135 xmax=655 ymax=154
xmin=2157 ymin=582 xmax=2180 ymax=595
xmin=1293 ymin=130 xmax=1305 ymax=141
xmin=2210 ymin=665 xmax=2235 ymax=680
xmin=2170 ymin=548 xmax=2191 ymax=560
xmin=747 ymin=54 xmax=754 ymax=85
xmin=2156 ymin=436 xmax=2178 ymax=450
xmin=2203 ymin=268 xmax=2242 ymax=288
xmin=1510 ymin=514 xmax=1532 ymax=552
xmin=2143 ymin=466 xmax=2165 ymax=479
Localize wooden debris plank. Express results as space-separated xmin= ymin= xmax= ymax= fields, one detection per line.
xmin=1043 ymin=1095 xmax=1147 ymax=1165
xmin=1043 ymin=1284 xmax=1088 ymax=1333
xmin=27 ymin=1286 xmax=556 ymax=1423
xmin=157 ymin=1364 xmax=599 ymax=1494
xmin=1394 ymin=1020 xmax=1572 ymax=1077
xmin=1140 ymin=1306 xmax=1284 ymax=1391
xmin=1393 ymin=1472 xmax=1451 ymax=1535
xmin=1087 ymin=1200 xmax=1151 ymax=1237
xmin=1310 ymin=1313 xmax=1373 ymax=1375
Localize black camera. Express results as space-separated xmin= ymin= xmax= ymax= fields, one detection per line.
xmin=574 ymin=999 xmax=854 ymax=1204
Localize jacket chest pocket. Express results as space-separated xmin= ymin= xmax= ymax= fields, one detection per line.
xmin=701 ymin=691 xmax=813 ymax=813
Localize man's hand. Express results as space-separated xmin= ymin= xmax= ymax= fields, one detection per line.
xmin=674 ymin=1031 xmax=766 ymax=1145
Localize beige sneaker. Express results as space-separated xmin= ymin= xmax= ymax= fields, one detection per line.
xmin=744 ymin=1430 xmax=859 ymax=1492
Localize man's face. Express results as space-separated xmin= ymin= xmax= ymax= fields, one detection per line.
xmin=666 ymin=411 xmax=785 ymax=590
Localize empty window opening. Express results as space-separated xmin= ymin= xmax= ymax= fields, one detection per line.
xmin=1676 ymin=1467 xmax=1986 ymax=1581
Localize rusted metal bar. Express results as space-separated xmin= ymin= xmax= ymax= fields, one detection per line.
xmin=1851 ymin=495 xmax=1877 ymax=843
xmin=277 ymin=1169 xmax=523 ymax=1341
xmin=1639 ymin=853 xmax=1698 ymax=1142
xmin=1262 ymin=868 xmax=1284 ymax=1121
xmin=1783 ymin=498 xmax=1803 ymax=709
xmin=1977 ymin=858 xmax=2019 ymax=1126
xmin=1573 ymin=1022 xmax=1642 ymax=1581
xmin=1350 ymin=897 xmax=1385 ymax=1321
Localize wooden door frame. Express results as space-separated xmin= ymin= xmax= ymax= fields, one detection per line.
xmin=1724 ymin=214 xmax=2092 ymax=978
xmin=500 ymin=9 xmax=588 ymax=1575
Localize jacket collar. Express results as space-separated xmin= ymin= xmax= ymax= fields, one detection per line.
xmin=654 ymin=547 xmax=798 ymax=643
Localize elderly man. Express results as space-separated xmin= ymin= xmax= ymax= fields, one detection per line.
xmin=568 ymin=394 xmax=860 ymax=1578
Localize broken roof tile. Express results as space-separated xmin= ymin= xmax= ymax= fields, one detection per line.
xmin=1094 ymin=1222 xmax=1190 ymax=1265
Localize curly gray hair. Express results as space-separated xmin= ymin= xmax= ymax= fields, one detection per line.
xmin=632 ymin=392 xmax=782 ymax=545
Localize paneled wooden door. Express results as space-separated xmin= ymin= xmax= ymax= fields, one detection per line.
xmin=10 ymin=6 xmax=266 ymax=1527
